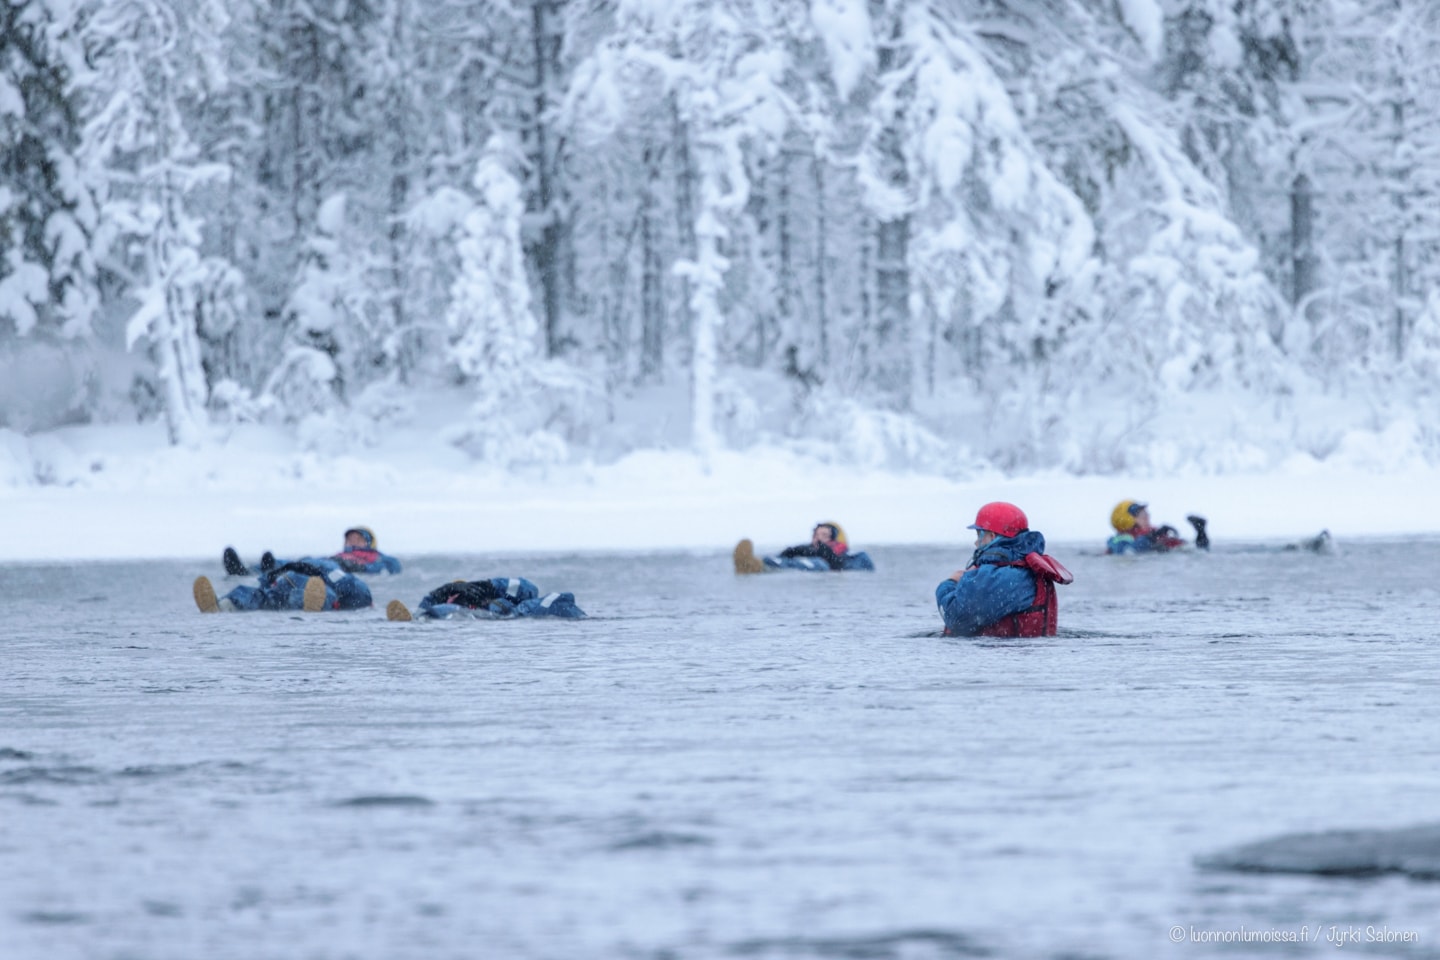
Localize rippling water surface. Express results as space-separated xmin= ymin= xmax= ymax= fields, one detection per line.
xmin=4 ymin=538 xmax=1440 ymax=959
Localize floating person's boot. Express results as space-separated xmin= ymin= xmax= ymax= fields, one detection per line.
xmin=1186 ymin=515 xmax=1210 ymax=551
xmin=386 ymin=600 xmax=412 ymax=622
xmin=302 ymin=576 xmax=328 ymax=612
xmin=733 ymin=538 xmax=765 ymax=575
xmin=222 ymin=547 xmax=249 ymax=576
xmin=194 ymin=576 xmax=220 ymax=613
xmin=259 ymin=551 xmax=277 ymax=577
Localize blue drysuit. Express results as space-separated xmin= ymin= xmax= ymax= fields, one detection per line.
xmin=223 ymin=566 xmax=373 ymax=611
xmin=1105 ymin=529 xmax=1183 ymax=555
xmin=935 ymin=530 xmax=1047 ymax=636
xmin=416 ymin=577 xmax=586 ymax=620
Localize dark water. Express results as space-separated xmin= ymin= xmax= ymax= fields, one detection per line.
xmin=3 ymin=539 xmax=1440 ymax=959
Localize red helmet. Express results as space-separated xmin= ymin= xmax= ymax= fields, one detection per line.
xmin=968 ymin=501 xmax=1028 ymax=538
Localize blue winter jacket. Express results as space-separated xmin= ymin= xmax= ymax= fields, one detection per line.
xmin=935 ymin=530 xmax=1047 ymax=636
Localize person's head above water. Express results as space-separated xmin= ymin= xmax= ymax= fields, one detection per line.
xmin=1109 ymin=500 xmax=1151 ymax=533
xmin=343 ymin=527 xmax=377 ymax=551
xmin=967 ymin=502 xmax=1028 ymax=547
xmin=811 ymin=522 xmax=847 ymax=548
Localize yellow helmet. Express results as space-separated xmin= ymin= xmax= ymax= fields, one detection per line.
xmin=1110 ymin=501 xmax=1146 ymax=533
xmin=815 ymin=521 xmax=847 ymax=546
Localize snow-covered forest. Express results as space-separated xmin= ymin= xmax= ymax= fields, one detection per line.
xmin=4 ymin=0 xmax=1440 ymax=477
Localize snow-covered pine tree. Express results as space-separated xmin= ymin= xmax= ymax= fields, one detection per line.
xmin=444 ymin=136 xmax=570 ymax=466
xmin=970 ymin=0 xmax=1302 ymax=471
xmin=0 ymin=0 xmax=107 ymax=432
xmin=1330 ymin=1 xmax=1440 ymax=365
xmin=820 ymin=1 xmax=1098 ymax=465
xmin=561 ymin=26 xmax=678 ymax=391
xmin=267 ymin=193 xmax=383 ymax=419
xmin=0 ymin=0 xmax=99 ymax=343
xmin=72 ymin=0 xmax=236 ymax=446
xmin=7 ymin=0 xmax=1439 ymax=469
xmin=567 ymin=0 xmax=794 ymax=456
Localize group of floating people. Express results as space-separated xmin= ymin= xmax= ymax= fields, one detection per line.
xmin=193 ymin=503 xmax=1331 ymax=636
xmin=193 ymin=526 xmax=585 ymax=622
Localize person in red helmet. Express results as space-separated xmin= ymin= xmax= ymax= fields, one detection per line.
xmin=935 ymin=501 xmax=1073 ymax=637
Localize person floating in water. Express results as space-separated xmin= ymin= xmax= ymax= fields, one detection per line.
xmin=386 ymin=577 xmax=586 ymax=621
xmin=194 ymin=561 xmax=373 ymax=614
xmin=1106 ymin=500 xmax=1209 ymax=554
xmin=936 ymin=501 xmax=1073 ymax=638
xmin=733 ymin=522 xmax=875 ymax=574
xmin=223 ymin=526 xmax=403 ymax=577
xmin=1285 ymin=530 xmax=1335 ymax=554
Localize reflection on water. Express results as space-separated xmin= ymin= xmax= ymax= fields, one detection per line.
xmin=3 ymin=539 xmax=1440 ymax=959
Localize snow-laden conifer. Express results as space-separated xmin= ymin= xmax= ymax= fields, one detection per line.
xmin=443 ymin=136 xmax=573 ymax=467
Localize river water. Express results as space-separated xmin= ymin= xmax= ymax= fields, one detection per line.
xmin=3 ymin=538 xmax=1439 ymax=960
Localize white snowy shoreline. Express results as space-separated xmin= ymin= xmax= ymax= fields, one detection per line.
xmin=3 ymin=423 xmax=1434 ymax=563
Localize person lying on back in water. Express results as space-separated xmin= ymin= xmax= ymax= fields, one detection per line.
xmin=733 ymin=522 xmax=874 ymax=574
xmin=223 ymin=526 xmax=402 ymax=577
xmin=1105 ymin=500 xmax=1209 ymax=554
xmin=194 ymin=560 xmax=373 ymax=614
xmin=935 ymin=501 xmax=1073 ymax=638
xmin=385 ymin=577 xmax=585 ymax=621
xmin=778 ymin=522 xmax=850 ymax=569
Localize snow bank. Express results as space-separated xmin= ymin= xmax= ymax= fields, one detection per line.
xmin=3 ymin=419 xmax=1439 ymax=563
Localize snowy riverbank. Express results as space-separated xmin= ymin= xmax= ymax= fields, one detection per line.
xmin=2 ymin=421 xmax=1436 ymax=563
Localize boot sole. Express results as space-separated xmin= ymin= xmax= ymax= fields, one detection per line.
xmin=193 ymin=576 xmax=220 ymax=613
xmin=386 ymin=600 xmax=412 ymax=622
xmin=302 ymin=576 xmax=328 ymax=612
xmin=733 ymin=539 xmax=765 ymax=575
